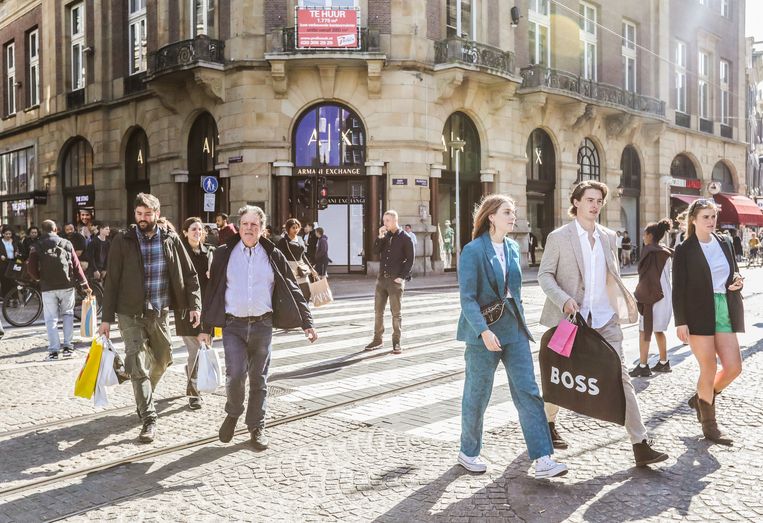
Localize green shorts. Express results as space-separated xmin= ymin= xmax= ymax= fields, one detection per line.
xmin=714 ymin=293 xmax=733 ymax=333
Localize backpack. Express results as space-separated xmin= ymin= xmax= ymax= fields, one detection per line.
xmin=39 ymin=238 xmax=73 ymax=289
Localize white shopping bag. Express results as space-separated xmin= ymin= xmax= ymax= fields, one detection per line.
xmin=196 ymin=343 xmax=222 ymax=393
xmin=94 ymin=339 xmax=119 ymax=407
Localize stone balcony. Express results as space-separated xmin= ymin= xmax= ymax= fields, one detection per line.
xmin=434 ymin=37 xmax=515 ymax=77
xmin=147 ymin=35 xmax=225 ymax=78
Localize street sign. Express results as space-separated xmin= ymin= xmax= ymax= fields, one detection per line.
xmin=202 ymin=176 xmax=219 ymax=193
xmin=204 ymin=193 xmax=216 ymax=212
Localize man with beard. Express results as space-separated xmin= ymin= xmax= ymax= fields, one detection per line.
xmin=98 ymin=193 xmax=201 ymax=443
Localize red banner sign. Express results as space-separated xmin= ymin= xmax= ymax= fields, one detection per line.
xmin=296 ymin=8 xmax=359 ymax=49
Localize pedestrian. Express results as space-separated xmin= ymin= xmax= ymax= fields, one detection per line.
xmin=277 ymin=218 xmax=315 ymax=299
xmin=215 ymin=212 xmax=238 ymax=244
xmin=528 ymin=229 xmax=538 ymax=266
xmin=673 ymin=211 xmax=688 ymax=247
xmin=0 ymin=226 xmax=21 ymax=297
xmin=84 ymin=223 xmax=111 ymax=284
xmin=20 ymin=226 xmax=40 ymax=259
xmin=620 ymin=231 xmax=632 ymax=267
xmin=198 ymin=205 xmax=317 ymax=450
xmin=731 ymin=230 xmax=743 ymax=262
xmin=177 ymin=217 xmax=215 ymax=410
xmin=77 ymin=208 xmax=95 ymax=244
xmin=537 ymin=180 xmax=668 ymax=467
xmin=27 ymin=220 xmax=91 ymax=360
xmin=364 ymin=210 xmax=414 ymax=354
xmin=615 ymin=230 xmax=623 ymax=262
xmin=63 ymin=223 xmax=87 ymax=260
xmin=749 ymin=231 xmax=760 ymax=262
xmin=314 ymin=227 xmax=330 ymax=277
xmin=630 ymin=219 xmax=674 ymax=377
xmin=302 ymin=223 xmax=318 ymax=264
xmin=98 ymin=193 xmax=201 ymax=443
xmin=456 ymin=194 xmax=567 ymax=478
xmin=442 ymin=219 xmax=455 ymax=268
xmin=205 ymin=225 xmax=219 ymax=247
xmin=404 ymin=224 xmax=418 ymax=254
xmin=673 ymin=199 xmax=744 ymax=444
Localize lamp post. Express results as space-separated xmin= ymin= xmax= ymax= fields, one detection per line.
xmin=447 ymin=138 xmax=466 ymax=268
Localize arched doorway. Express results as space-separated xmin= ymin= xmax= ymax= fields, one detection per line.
xmin=125 ymin=128 xmax=150 ymax=226
xmin=620 ymin=145 xmax=641 ymax=247
xmin=526 ymin=128 xmax=556 ymax=265
xmin=712 ymin=161 xmax=735 ymax=193
xmin=187 ymin=112 xmax=224 ymax=221
xmin=60 ymin=137 xmax=95 ymax=228
xmin=577 ymin=137 xmax=601 ymax=181
xmin=292 ymin=103 xmax=368 ymax=273
xmin=440 ymin=112 xmax=481 ymax=268
xmin=669 ymin=153 xmax=701 ymax=219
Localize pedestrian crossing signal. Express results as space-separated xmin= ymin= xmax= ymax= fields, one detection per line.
xmin=318 ymin=178 xmax=329 ymax=209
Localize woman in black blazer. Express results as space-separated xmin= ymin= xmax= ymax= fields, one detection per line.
xmin=673 ymin=199 xmax=744 ymax=444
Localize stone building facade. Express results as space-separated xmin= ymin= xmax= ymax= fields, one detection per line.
xmin=0 ymin=0 xmax=754 ymax=274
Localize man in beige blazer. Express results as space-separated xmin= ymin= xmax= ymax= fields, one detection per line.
xmin=538 ymin=180 xmax=669 ymax=467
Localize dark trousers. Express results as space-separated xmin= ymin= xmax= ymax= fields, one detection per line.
xmin=222 ymin=316 xmax=273 ymax=431
xmin=373 ymin=276 xmax=404 ymax=344
xmin=315 ymin=258 xmax=328 ymax=276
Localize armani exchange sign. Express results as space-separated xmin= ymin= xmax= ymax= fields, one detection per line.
xmin=295 ymin=167 xmax=364 ymax=176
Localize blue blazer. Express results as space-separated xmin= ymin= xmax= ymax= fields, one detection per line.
xmin=456 ymin=232 xmax=533 ymax=348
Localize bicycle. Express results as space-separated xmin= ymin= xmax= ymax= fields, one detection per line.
xmin=2 ymin=279 xmax=104 ymax=328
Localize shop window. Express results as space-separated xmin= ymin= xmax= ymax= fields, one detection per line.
xmin=526 ymin=128 xmax=555 ymax=182
xmin=294 ymin=104 xmax=365 ymax=168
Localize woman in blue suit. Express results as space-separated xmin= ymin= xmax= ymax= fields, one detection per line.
xmin=457 ymin=194 xmax=567 ymax=479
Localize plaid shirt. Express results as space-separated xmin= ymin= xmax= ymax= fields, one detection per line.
xmin=139 ymin=226 xmax=169 ymax=311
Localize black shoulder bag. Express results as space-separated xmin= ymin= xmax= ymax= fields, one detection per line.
xmin=480 ymin=260 xmax=510 ymax=326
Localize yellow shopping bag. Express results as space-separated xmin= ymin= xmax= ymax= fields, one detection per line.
xmin=74 ymin=336 xmax=104 ymax=399
xmin=214 ymin=327 xmax=222 ymax=338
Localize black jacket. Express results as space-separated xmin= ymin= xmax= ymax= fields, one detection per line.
xmin=102 ymin=225 xmax=201 ymax=323
xmin=175 ymin=240 xmax=214 ymax=337
xmin=672 ymin=233 xmax=744 ymax=335
xmin=201 ymin=235 xmax=313 ymax=331
xmin=374 ymin=229 xmax=414 ymax=280
xmin=84 ymin=236 xmax=111 ymax=273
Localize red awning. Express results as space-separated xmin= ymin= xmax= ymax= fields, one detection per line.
xmin=670 ymin=194 xmax=701 ymax=205
xmin=714 ymin=193 xmax=763 ymax=226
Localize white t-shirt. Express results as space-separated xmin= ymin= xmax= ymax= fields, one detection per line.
xmin=492 ymin=241 xmax=512 ymax=298
xmin=698 ymin=237 xmax=730 ymax=293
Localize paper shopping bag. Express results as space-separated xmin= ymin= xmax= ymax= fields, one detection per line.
xmin=547 ymin=316 xmax=577 ymax=357
xmin=196 ymin=343 xmax=222 ymax=393
xmin=309 ymin=276 xmax=333 ymax=307
xmin=74 ymin=336 xmax=104 ymax=399
xmin=80 ymin=294 xmax=98 ymax=338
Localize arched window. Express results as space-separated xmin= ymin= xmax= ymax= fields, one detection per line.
xmin=526 ymin=129 xmax=555 ymax=182
xmin=188 ymin=112 xmax=218 ymax=175
xmin=293 ymin=103 xmax=365 ymax=167
xmin=712 ymin=161 xmax=735 ymax=193
xmin=670 ymin=154 xmax=697 ymax=179
xmin=577 ymin=138 xmax=600 ymax=181
xmin=441 ymin=111 xmax=480 ymax=180
xmin=620 ymin=145 xmax=640 ymax=190
xmin=125 ymin=128 xmax=150 ymax=222
xmin=61 ymin=137 xmax=95 ymax=224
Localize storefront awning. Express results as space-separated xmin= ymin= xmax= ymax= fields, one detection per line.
xmin=670 ymin=194 xmax=701 ymax=205
xmin=714 ymin=193 xmax=763 ymax=226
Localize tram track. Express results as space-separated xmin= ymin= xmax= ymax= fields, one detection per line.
xmin=0 ymin=367 xmax=467 ymax=507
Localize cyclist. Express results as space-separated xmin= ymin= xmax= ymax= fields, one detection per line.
xmin=27 ymin=220 xmax=91 ymax=360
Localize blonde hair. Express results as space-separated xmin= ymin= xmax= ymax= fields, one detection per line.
xmin=686 ymin=199 xmax=719 ymax=237
xmin=471 ymin=194 xmax=516 ymax=240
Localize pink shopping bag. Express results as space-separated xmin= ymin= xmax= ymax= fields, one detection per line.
xmin=547 ymin=317 xmax=577 ymax=358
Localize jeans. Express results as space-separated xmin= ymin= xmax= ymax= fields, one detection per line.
xmin=460 ymin=333 xmax=553 ymax=460
xmin=545 ymin=314 xmax=648 ymax=444
xmin=222 ymin=316 xmax=273 ymax=431
xmin=117 ymin=310 xmax=173 ymax=424
xmin=373 ymin=276 xmax=404 ymax=344
xmin=42 ymin=288 xmax=76 ymax=352
xmin=183 ymin=335 xmax=202 ymax=398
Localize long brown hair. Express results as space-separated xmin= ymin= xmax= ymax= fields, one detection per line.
xmin=685 ymin=199 xmax=718 ymax=237
xmin=182 ymin=217 xmax=206 ymax=244
xmin=471 ymin=194 xmax=516 ymax=240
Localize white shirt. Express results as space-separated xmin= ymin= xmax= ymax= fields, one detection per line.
xmin=615 ymin=235 xmax=623 ymax=248
xmin=225 ymin=242 xmax=274 ymax=317
xmin=699 ymin=236 xmax=730 ymax=293
xmin=2 ymin=239 xmax=14 ymax=259
xmin=405 ymin=230 xmax=418 ymax=251
xmin=491 ymin=241 xmax=512 ymax=298
xmin=575 ymin=220 xmax=615 ymax=328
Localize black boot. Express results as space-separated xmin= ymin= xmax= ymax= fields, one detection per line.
xmin=697 ymin=398 xmax=732 ymax=445
xmin=633 ymin=440 xmax=668 ymax=467
xmin=548 ymin=422 xmax=568 ymax=450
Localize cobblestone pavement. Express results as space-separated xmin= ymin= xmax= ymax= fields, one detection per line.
xmin=0 ymin=267 xmax=761 ymax=522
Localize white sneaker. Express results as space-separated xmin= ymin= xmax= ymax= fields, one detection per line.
xmin=458 ymin=452 xmax=488 ymax=473
xmin=534 ymin=455 xmax=568 ymax=479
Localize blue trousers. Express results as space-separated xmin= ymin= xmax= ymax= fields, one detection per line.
xmin=222 ymin=317 xmax=273 ymax=431
xmin=460 ymin=335 xmax=553 ymax=460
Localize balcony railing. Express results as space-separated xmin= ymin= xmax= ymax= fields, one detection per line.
xmin=519 ymin=65 xmax=665 ymax=117
xmin=148 ymin=35 xmax=225 ymax=76
xmin=434 ymin=37 xmax=514 ymax=76
xmin=720 ymin=123 xmax=733 ymax=139
xmin=700 ymin=118 xmax=714 ymax=134
xmin=271 ymin=27 xmax=380 ymax=53
xmin=675 ymin=111 xmax=690 ymax=128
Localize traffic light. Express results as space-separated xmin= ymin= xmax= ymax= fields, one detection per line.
xmin=318 ymin=177 xmax=329 ymax=210
xmin=297 ymin=178 xmax=312 ymax=209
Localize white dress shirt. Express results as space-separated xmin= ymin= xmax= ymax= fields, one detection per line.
xmin=575 ymin=220 xmax=615 ymax=328
xmin=225 ymin=242 xmax=274 ymax=317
